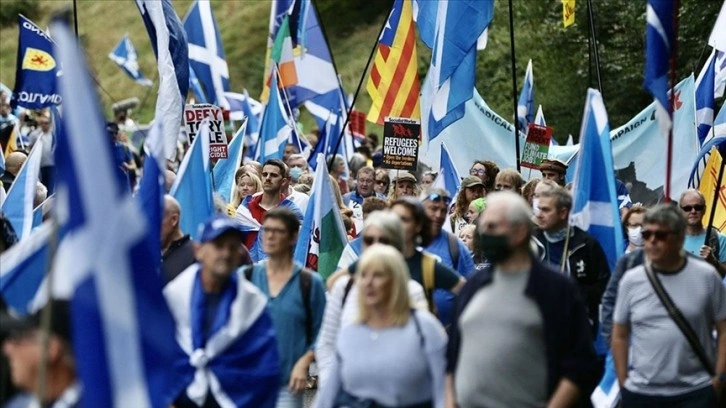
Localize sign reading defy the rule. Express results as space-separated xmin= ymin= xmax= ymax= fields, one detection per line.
xmin=381 ymin=117 xmax=420 ymax=172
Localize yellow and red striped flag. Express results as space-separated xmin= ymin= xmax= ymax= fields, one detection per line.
xmin=366 ymin=0 xmax=420 ymax=125
xmin=699 ymin=147 xmax=726 ymax=231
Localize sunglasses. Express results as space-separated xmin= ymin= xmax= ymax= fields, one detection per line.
xmin=641 ymin=229 xmax=673 ymax=241
xmin=363 ymin=235 xmax=391 ymax=246
xmin=680 ymin=204 xmax=705 ymax=213
xmin=426 ymin=193 xmax=452 ymax=205
xmin=469 ymin=168 xmax=486 ymax=176
xmin=375 ymin=179 xmax=388 ymax=185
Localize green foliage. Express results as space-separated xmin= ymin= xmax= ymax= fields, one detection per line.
xmin=0 ymin=0 xmax=40 ymax=28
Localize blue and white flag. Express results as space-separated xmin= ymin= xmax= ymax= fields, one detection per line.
xmin=2 ymin=140 xmax=42 ymax=239
xmin=432 ymin=142 xmax=460 ymax=198
xmin=136 ymin=0 xmax=190 ymax=160
xmin=170 ymin=120 xmax=214 ymax=237
xmin=535 ymin=105 xmax=546 ymax=127
xmin=136 ymin=121 xmax=165 ymax=268
xmin=0 ymin=222 xmax=52 ymax=315
xmin=0 ymin=146 xmax=5 ymax=176
xmin=710 ymin=0 xmax=726 ymax=52
xmin=716 ymin=50 xmax=726 ymax=98
xmin=184 ymin=0 xmax=230 ymax=109
xmin=695 ymin=49 xmax=716 ymax=145
xmin=188 ymin=65 xmax=208 ymax=103
xmin=11 ymin=15 xmax=61 ymax=109
xmin=108 ymin=34 xmax=153 ymax=87
xmin=591 ymin=353 xmax=620 ymax=408
xmin=50 ymin=20 xmax=185 ymax=407
xmin=517 ymin=59 xmax=535 ymax=130
xmin=570 ymin=89 xmax=624 ymax=271
xmin=212 ymin=120 xmax=246 ymax=203
xmin=258 ymin=68 xmax=294 ymax=162
xmin=420 ymin=0 xmax=494 ymax=140
xmin=644 ymin=0 xmax=675 ymax=133
xmin=689 ymin=103 xmax=726 ymax=188
xmin=289 ymin=127 xmax=311 ymax=160
xmin=225 ymin=90 xmax=263 ymax=122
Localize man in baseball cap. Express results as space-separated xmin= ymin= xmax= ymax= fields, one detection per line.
xmin=539 ymin=159 xmax=568 ymax=187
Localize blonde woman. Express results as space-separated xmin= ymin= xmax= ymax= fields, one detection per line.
xmin=315 ymin=245 xmax=447 ymax=408
xmin=230 ymin=168 xmax=262 ymax=209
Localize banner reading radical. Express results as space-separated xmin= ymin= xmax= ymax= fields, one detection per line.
xmin=381 ymin=117 xmax=420 ymax=172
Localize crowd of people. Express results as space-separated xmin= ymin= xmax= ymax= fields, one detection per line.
xmin=1 ymin=94 xmax=726 ymax=408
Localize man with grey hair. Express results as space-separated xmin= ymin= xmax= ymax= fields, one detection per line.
xmin=612 ymin=204 xmax=726 ymax=406
xmin=447 ymin=191 xmax=598 ymax=407
xmin=679 ymin=189 xmax=726 ymax=277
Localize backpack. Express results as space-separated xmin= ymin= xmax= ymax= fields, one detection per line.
xmin=244 ymin=266 xmax=314 ymax=346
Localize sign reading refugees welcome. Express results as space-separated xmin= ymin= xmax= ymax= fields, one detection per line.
xmin=382 ymin=117 xmax=420 ymax=172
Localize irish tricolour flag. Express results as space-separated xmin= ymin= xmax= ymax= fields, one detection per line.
xmin=294 ymin=153 xmax=347 ymax=280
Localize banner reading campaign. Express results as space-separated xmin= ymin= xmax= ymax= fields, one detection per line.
xmin=521 ymin=124 xmax=553 ymax=169
xmin=382 ymin=117 xmax=420 ymax=171
xmin=12 ymin=15 xmax=61 ymax=109
xmin=184 ymin=104 xmax=228 ymax=159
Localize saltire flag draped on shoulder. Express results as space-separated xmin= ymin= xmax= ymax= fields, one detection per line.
xmin=644 ymin=0 xmax=675 ymax=133
xmin=1 ymin=139 xmax=42 ymax=239
xmin=170 ymin=119 xmax=214 ymax=237
xmin=695 ymin=49 xmax=716 ymax=145
xmin=184 ymin=0 xmax=230 ymax=109
xmin=213 ymin=119 xmax=247 ymax=203
xmin=366 ymin=0 xmax=421 ymax=125
xmin=257 ymin=68 xmax=294 ymax=162
xmin=570 ymin=88 xmax=624 ymax=271
xmin=136 ymin=0 xmax=190 ymax=160
xmin=419 ymin=0 xmax=494 ymax=140
xmin=431 ymin=142 xmax=460 ymax=198
xmin=108 ymin=34 xmax=153 ymax=87
xmin=294 ymin=153 xmax=347 ymax=280
xmin=50 ymin=19 xmax=185 ymax=407
xmin=11 ymin=15 xmax=61 ymax=110
xmin=699 ymin=146 xmax=726 ymax=232
xmin=517 ymin=59 xmax=535 ymax=130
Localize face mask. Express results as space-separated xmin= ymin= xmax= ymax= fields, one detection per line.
xmin=627 ymin=226 xmax=644 ymax=247
xmin=289 ymin=167 xmax=304 ymax=182
xmin=476 ymin=232 xmax=513 ymax=264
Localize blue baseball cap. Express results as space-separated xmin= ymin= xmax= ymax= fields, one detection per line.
xmin=196 ymin=215 xmax=245 ymax=243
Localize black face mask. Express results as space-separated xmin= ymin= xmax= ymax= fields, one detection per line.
xmin=476 ymin=232 xmax=513 ymax=264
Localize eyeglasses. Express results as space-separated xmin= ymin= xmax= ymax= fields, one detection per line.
xmin=425 ymin=193 xmax=452 ymax=205
xmin=641 ymin=229 xmax=673 ymax=241
xmin=363 ymin=235 xmax=391 ymax=246
xmin=469 ymin=168 xmax=486 ymax=176
xmin=680 ymin=204 xmax=705 ymax=213
xmin=375 ymin=179 xmax=388 ymax=185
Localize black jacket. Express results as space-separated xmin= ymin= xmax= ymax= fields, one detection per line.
xmin=446 ymin=257 xmax=599 ymax=399
xmin=533 ymin=227 xmax=610 ymax=334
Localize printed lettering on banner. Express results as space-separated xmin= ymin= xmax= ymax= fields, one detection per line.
xmin=184 ymin=104 xmax=228 ymax=159
xmin=521 ymin=123 xmax=553 ymax=169
xmin=381 ymin=117 xmax=420 ymax=171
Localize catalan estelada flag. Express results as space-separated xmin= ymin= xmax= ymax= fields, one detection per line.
xmin=366 ymin=0 xmax=420 ymax=125
xmin=699 ymin=147 xmax=726 ymax=231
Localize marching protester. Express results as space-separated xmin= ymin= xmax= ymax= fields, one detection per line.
xmin=388 ymin=171 xmax=418 ymax=200
xmin=1 ymin=152 xmax=26 ymax=192
xmin=336 ymin=196 xmax=388 ymax=268
xmin=612 ymin=204 xmax=726 ymax=407
xmin=245 ymin=208 xmax=326 ymax=408
xmin=623 ymin=206 xmax=647 ymax=254
xmin=494 ymin=168 xmax=524 ymax=193
xmin=328 ymin=154 xmax=349 ymax=195
xmin=421 ymin=170 xmax=437 ymax=190
xmin=446 ymin=176 xmax=485 ymax=235
xmin=539 ymin=159 xmax=568 ymax=187
xmin=447 ymin=191 xmax=599 ymax=407
xmin=458 ymin=224 xmax=476 ymax=253
xmin=373 ymin=168 xmax=390 ymax=196
xmin=27 ymin=111 xmax=55 ymax=193
xmin=164 ymin=215 xmax=280 ymax=407
xmin=679 ymin=189 xmax=726 ymax=276
xmin=342 ymin=166 xmax=384 ymax=233
xmin=229 ymin=168 xmax=262 ymax=210
xmin=315 ymin=244 xmax=447 ymax=408
xmin=285 ymin=153 xmax=309 ymax=188
xmin=468 ymin=160 xmax=499 ymax=193
xmin=161 ymin=195 xmax=196 ymax=284
xmin=465 ymin=197 xmax=486 ymax=226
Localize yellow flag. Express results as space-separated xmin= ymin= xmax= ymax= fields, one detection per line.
xmin=699 ymin=147 xmax=726 ymax=232
xmin=562 ymin=0 xmax=576 ymax=28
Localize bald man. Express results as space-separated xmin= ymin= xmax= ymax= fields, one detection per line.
xmin=1 ymin=152 xmax=27 ymax=192
xmin=164 ymin=169 xmax=176 ymax=193
xmin=161 ymin=195 xmax=196 ymax=284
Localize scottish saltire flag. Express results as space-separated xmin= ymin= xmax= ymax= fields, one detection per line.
xmin=109 ymin=34 xmax=153 ymax=87
xmin=136 ymin=0 xmax=189 ymax=160
xmin=0 ymin=222 xmax=52 ymax=314
xmin=710 ymin=0 xmax=726 ymax=52
xmin=644 ymin=0 xmax=675 ymax=133
xmin=212 ymin=120 xmax=246 ymax=203
xmin=11 ymin=15 xmax=61 ymax=109
xmin=716 ymin=50 xmax=726 ymax=98
xmin=170 ymin=120 xmax=214 ymax=237
xmin=695 ymin=49 xmax=716 ymax=145
xmin=421 ymin=0 xmax=494 ymax=140
xmin=366 ymin=0 xmax=421 ymax=125
xmin=184 ymin=0 xmax=230 ymax=109
xmin=570 ymin=89 xmax=624 ymax=271
xmin=258 ymin=69 xmax=294 ymax=162
xmin=2 ymin=140 xmax=42 ymax=239
xmin=591 ymin=353 xmax=620 ymax=408
xmin=294 ymin=153 xmax=347 ymax=280
xmin=136 ymin=121 xmax=165 ymax=268
xmin=236 ymin=90 xmax=263 ymax=159
xmin=50 ymin=20 xmax=185 ymax=407
xmin=517 ymin=59 xmax=535 ymax=129
xmin=289 ymin=128 xmax=312 ymax=160
xmin=432 ymin=142 xmax=461 ymax=198
xmin=189 ymin=65 xmax=208 ymax=103
xmin=225 ymin=90 xmax=263 ymax=122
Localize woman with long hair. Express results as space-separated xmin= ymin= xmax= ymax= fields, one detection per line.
xmin=447 ymin=176 xmax=485 ymax=235
xmin=315 ymin=245 xmax=447 ymax=408
xmin=230 ymin=168 xmax=262 ymax=209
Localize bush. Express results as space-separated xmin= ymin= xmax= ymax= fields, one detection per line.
xmin=0 ymin=0 xmax=41 ymax=28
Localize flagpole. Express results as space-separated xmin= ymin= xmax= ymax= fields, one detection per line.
xmin=586 ymin=0 xmax=604 ymax=96
xmin=273 ymin=63 xmax=304 ymax=146
xmin=328 ymin=4 xmax=392 ymax=173
xmin=665 ymin=0 xmax=680 ymax=202
xmin=72 ymin=0 xmax=79 ymax=39
xmin=507 ymin=0 xmax=522 ymax=173
xmin=704 ymin=151 xmax=725 ymax=246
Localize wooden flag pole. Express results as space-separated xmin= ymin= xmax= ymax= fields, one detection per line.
xmin=507 ymin=0 xmax=522 ymax=173
xmin=665 ymin=0 xmax=680 ymax=202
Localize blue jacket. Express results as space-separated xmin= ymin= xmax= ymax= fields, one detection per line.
xmin=446 ymin=257 xmax=599 ymax=399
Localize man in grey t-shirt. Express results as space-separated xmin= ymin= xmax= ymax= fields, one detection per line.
xmin=612 ymin=204 xmax=726 ymax=407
